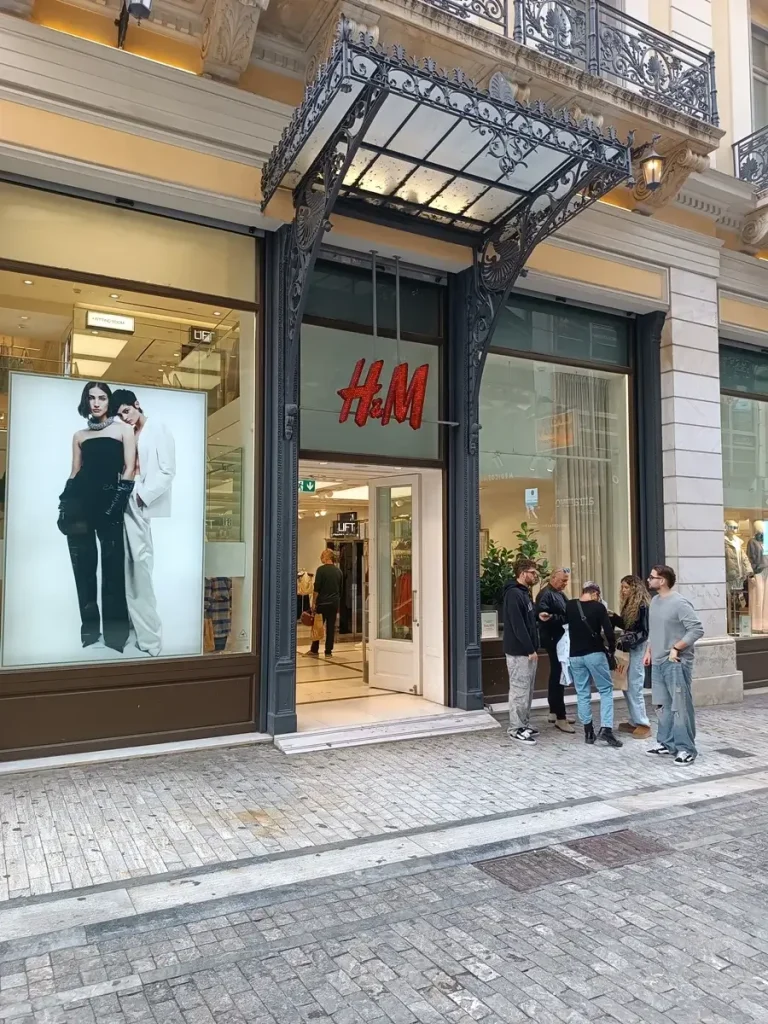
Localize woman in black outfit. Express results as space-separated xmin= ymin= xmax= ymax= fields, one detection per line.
xmin=58 ymin=382 xmax=136 ymax=653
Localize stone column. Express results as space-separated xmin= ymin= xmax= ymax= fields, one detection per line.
xmin=661 ymin=267 xmax=743 ymax=706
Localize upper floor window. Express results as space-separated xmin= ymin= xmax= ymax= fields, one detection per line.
xmin=753 ymin=25 xmax=768 ymax=130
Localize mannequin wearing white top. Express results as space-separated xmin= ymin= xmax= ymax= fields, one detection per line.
xmin=748 ymin=520 xmax=768 ymax=633
xmin=725 ymin=521 xmax=749 ymax=633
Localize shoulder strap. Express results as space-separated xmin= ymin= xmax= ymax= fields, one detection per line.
xmin=576 ymin=601 xmax=603 ymax=644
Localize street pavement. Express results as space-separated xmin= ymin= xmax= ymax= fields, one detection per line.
xmin=2 ymin=695 xmax=768 ymax=1021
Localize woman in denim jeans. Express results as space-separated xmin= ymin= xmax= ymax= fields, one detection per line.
xmin=611 ymin=576 xmax=651 ymax=740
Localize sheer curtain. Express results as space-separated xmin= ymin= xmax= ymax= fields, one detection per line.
xmin=552 ymin=371 xmax=614 ymax=597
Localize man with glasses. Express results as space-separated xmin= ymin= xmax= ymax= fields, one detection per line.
xmin=644 ymin=564 xmax=704 ymax=765
xmin=502 ymin=558 xmax=540 ymax=745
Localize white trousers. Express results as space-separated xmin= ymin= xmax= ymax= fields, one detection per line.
xmin=750 ymin=569 xmax=768 ymax=633
xmin=124 ymin=500 xmax=162 ymax=655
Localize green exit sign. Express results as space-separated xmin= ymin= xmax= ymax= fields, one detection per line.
xmin=298 ymin=479 xmax=316 ymax=493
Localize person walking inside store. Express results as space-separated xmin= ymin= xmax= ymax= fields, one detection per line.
xmin=535 ymin=568 xmax=575 ymax=733
xmin=645 ymin=564 xmax=704 ymax=765
xmin=611 ymin=575 xmax=652 ymax=739
xmin=566 ymin=583 xmax=622 ymax=747
xmin=308 ymin=548 xmax=343 ymax=658
xmin=502 ymin=558 xmax=540 ymax=745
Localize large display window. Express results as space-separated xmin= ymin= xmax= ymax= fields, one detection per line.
xmin=0 ymin=266 xmax=258 ymax=668
xmin=721 ymin=344 xmax=768 ymax=637
xmin=479 ymin=295 xmax=632 ymax=613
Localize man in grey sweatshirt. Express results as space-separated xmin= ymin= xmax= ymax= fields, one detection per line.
xmin=643 ymin=564 xmax=704 ymax=765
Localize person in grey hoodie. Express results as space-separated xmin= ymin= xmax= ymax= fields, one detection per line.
xmin=502 ymin=559 xmax=540 ymax=745
xmin=644 ymin=564 xmax=704 ymax=765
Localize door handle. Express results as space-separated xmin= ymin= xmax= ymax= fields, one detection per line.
xmin=412 ymin=588 xmax=419 ymax=628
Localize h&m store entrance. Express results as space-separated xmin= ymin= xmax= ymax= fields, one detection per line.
xmin=294 ymin=257 xmax=448 ymax=732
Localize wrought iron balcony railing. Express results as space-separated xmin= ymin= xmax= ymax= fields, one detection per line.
xmin=734 ymin=124 xmax=768 ymax=194
xmin=419 ymin=0 xmax=719 ymax=126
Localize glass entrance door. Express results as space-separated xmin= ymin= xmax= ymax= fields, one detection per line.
xmin=368 ymin=474 xmax=421 ymax=694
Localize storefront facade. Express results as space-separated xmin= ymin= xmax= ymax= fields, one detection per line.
xmin=0 ymin=182 xmax=262 ymax=758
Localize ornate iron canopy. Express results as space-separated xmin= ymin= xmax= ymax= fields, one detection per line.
xmin=261 ymin=20 xmax=633 ymax=247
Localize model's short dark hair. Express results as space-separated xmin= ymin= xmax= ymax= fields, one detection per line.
xmin=652 ymin=564 xmax=677 ymax=588
xmin=110 ymin=388 xmax=140 ymax=414
xmin=78 ymin=381 xmax=113 ymax=419
xmin=515 ymin=558 xmax=537 ymax=576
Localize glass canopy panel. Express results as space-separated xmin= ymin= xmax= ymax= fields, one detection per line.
xmin=343 ymin=148 xmax=378 ymax=188
xmin=394 ymin=166 xmax=453 ymax=205
xmin=289 ymin=81 xmax=364 ymax=179
xmin=387 ymin=105 xmax=459 ymax=161
xmin=462 ymin=187 xmax=524 ymax=223
xmin=428 ymin=122 xmax=488 ymax=171
xmin=499 ymin=148 xmax=572 ymax=191
xmin=357 ymin=154 xmax=417 ymax=195
xmin=363 ymin=94 xmax=418 ymax=149
xmin=429 ymin=178 xmax=487 ymax=215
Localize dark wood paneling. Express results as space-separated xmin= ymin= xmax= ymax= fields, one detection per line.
xmin=736 ymin=637 xmax=768 ymax=687
xmin=0 ymin=674 xmax=255 ymax=760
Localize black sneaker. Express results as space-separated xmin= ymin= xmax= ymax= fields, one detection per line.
xmin=598 ymin=728 xmax=623 ymax=748
xmin=584 ymin=722 xmax=596 ymax=745
xmin=646 ymin=745 xmax=672 ymax=756
xmin=509 ymin=728 xmax=537 ymax=745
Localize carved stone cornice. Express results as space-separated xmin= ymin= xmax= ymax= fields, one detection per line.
xmin=304 ymin=3 xmax=379 ymax=84
xmin=201 ymin=0 xmax=270 ymax=83
xmin=632 ymin=142 xmax=710 ymax=213
xmin=0 ymin=0 xmax=33 ymax=16
xmin=740 ymin=205 xmax=768 ymax=254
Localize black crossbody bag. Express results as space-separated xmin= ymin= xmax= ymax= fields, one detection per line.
xmin=576 ymin=602 xmax=616 ymax=671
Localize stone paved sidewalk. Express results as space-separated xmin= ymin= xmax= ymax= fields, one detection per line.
xmin=0 ymin=695 xmax=766 ymax=904
xmin=3 ymin=791 xmax=768 ymax=1023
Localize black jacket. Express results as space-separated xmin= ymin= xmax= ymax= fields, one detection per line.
xmin=535 ymin=585 xmax=568 ymax=647
xmin=611 ymin=603 xmax=649 ymax=651
xmin=502 ymin=581 xmax=539 ymax=656
xmin=565 ymin=598 xmax=615 ymax=658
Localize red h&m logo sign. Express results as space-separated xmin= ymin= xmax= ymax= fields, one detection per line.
xmin=338 ymin=359 xmax=429 ymax=430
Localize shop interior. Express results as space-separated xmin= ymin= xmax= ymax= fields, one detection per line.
xmin=296 ymin=459 xmax=449 ymax=732
xmin=0 ymin=268 xmax=256 ymax=657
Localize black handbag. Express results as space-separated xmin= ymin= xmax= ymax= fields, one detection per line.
xmin=576 ymin=601 xmax=616 ymax=671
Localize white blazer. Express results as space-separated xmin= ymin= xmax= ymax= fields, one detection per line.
xmin=135 ymin=418 xmax=175 ymax=519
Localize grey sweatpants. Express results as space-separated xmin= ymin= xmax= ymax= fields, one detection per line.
xmin=506 ymin=654 xmax=537 ymax=733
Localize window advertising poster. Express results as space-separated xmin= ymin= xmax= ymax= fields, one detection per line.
xmin=2 ymin=373 xmax=206 ymax=667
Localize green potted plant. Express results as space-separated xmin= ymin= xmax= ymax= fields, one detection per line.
xmin=513 ymin=521 xmax=551 ymax=585
xmin=479 ymin=539 xmax=516 ymax=610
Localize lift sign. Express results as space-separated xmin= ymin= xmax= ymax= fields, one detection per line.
xmin=338 ymin=359 xmax=429 ymax=430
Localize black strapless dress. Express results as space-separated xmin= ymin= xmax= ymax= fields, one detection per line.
xmin=66 ymin=436 xmax=129 ymax=652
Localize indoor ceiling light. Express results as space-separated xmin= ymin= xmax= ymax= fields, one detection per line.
xmin=23 ymin=280 xmax=33 ymax=286
xmin=319 ymin=509 xmax=327 ymax=516
xmin=19 ymin=316 xmax=29 ymax=321
xmin=72 ymin=358 xmax=110 ymax=379
xmin=314 ymin=511 xmax=320 ymax=518
xmin=110 ymin=293 xmax=120 ymax=299
xmin=71 ymin=334 xmax=128 ymax=360
xmin=213 ymin=311 xmax=222 ymax=317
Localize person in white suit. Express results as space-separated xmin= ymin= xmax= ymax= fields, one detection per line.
xmin=111 ymin=388 xmax=176 ymax=656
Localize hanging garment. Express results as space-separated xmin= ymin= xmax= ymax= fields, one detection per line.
xmin=394 ymin=571 xmax=412 ymax=628
xmin=556 ymin=626 xmax=573 ymax=688
xmin=205 ymin=577 xmax=233 ymax=650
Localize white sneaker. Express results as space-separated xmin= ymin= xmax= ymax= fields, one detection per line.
xmin=673 ymin=750 xmax=696 ymax=766
xmin=646 ymin=745 xmax=672 ymax=756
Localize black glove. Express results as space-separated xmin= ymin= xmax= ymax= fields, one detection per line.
xmin=103 ymin=479 xmax=134 ymax=524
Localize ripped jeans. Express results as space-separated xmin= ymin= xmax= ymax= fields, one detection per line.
xmin=651 ymin=658 xmax=697 ymax=757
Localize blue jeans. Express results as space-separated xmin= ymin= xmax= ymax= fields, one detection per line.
xmin=651 ymin=659 xmax=697 ymax=757
xmin=624 ymin=646 xmax=650 ymax=727
xmin=570 ymin=651 xmax=614 ymax=729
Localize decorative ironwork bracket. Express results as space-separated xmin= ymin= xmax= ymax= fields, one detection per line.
xmin=278 ymin=82 xmax=386 ymax=439
xmin=465 ymin=159 xmax=629 ymax=455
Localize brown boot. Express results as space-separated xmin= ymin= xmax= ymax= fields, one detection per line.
xmin=632 ymin=725 xmax=652 ymax=739
xmin=618 ymin=722 xmax=636 ymax=734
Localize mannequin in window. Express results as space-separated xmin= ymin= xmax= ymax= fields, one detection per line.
xmin=725 ymin=521 xmax=749 ymax=634
xmin=748 ymin=520 xmax=768 ymax=633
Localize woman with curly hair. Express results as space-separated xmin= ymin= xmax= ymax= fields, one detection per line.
xmin=612 ymin=574 xmax=651 ymax=738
